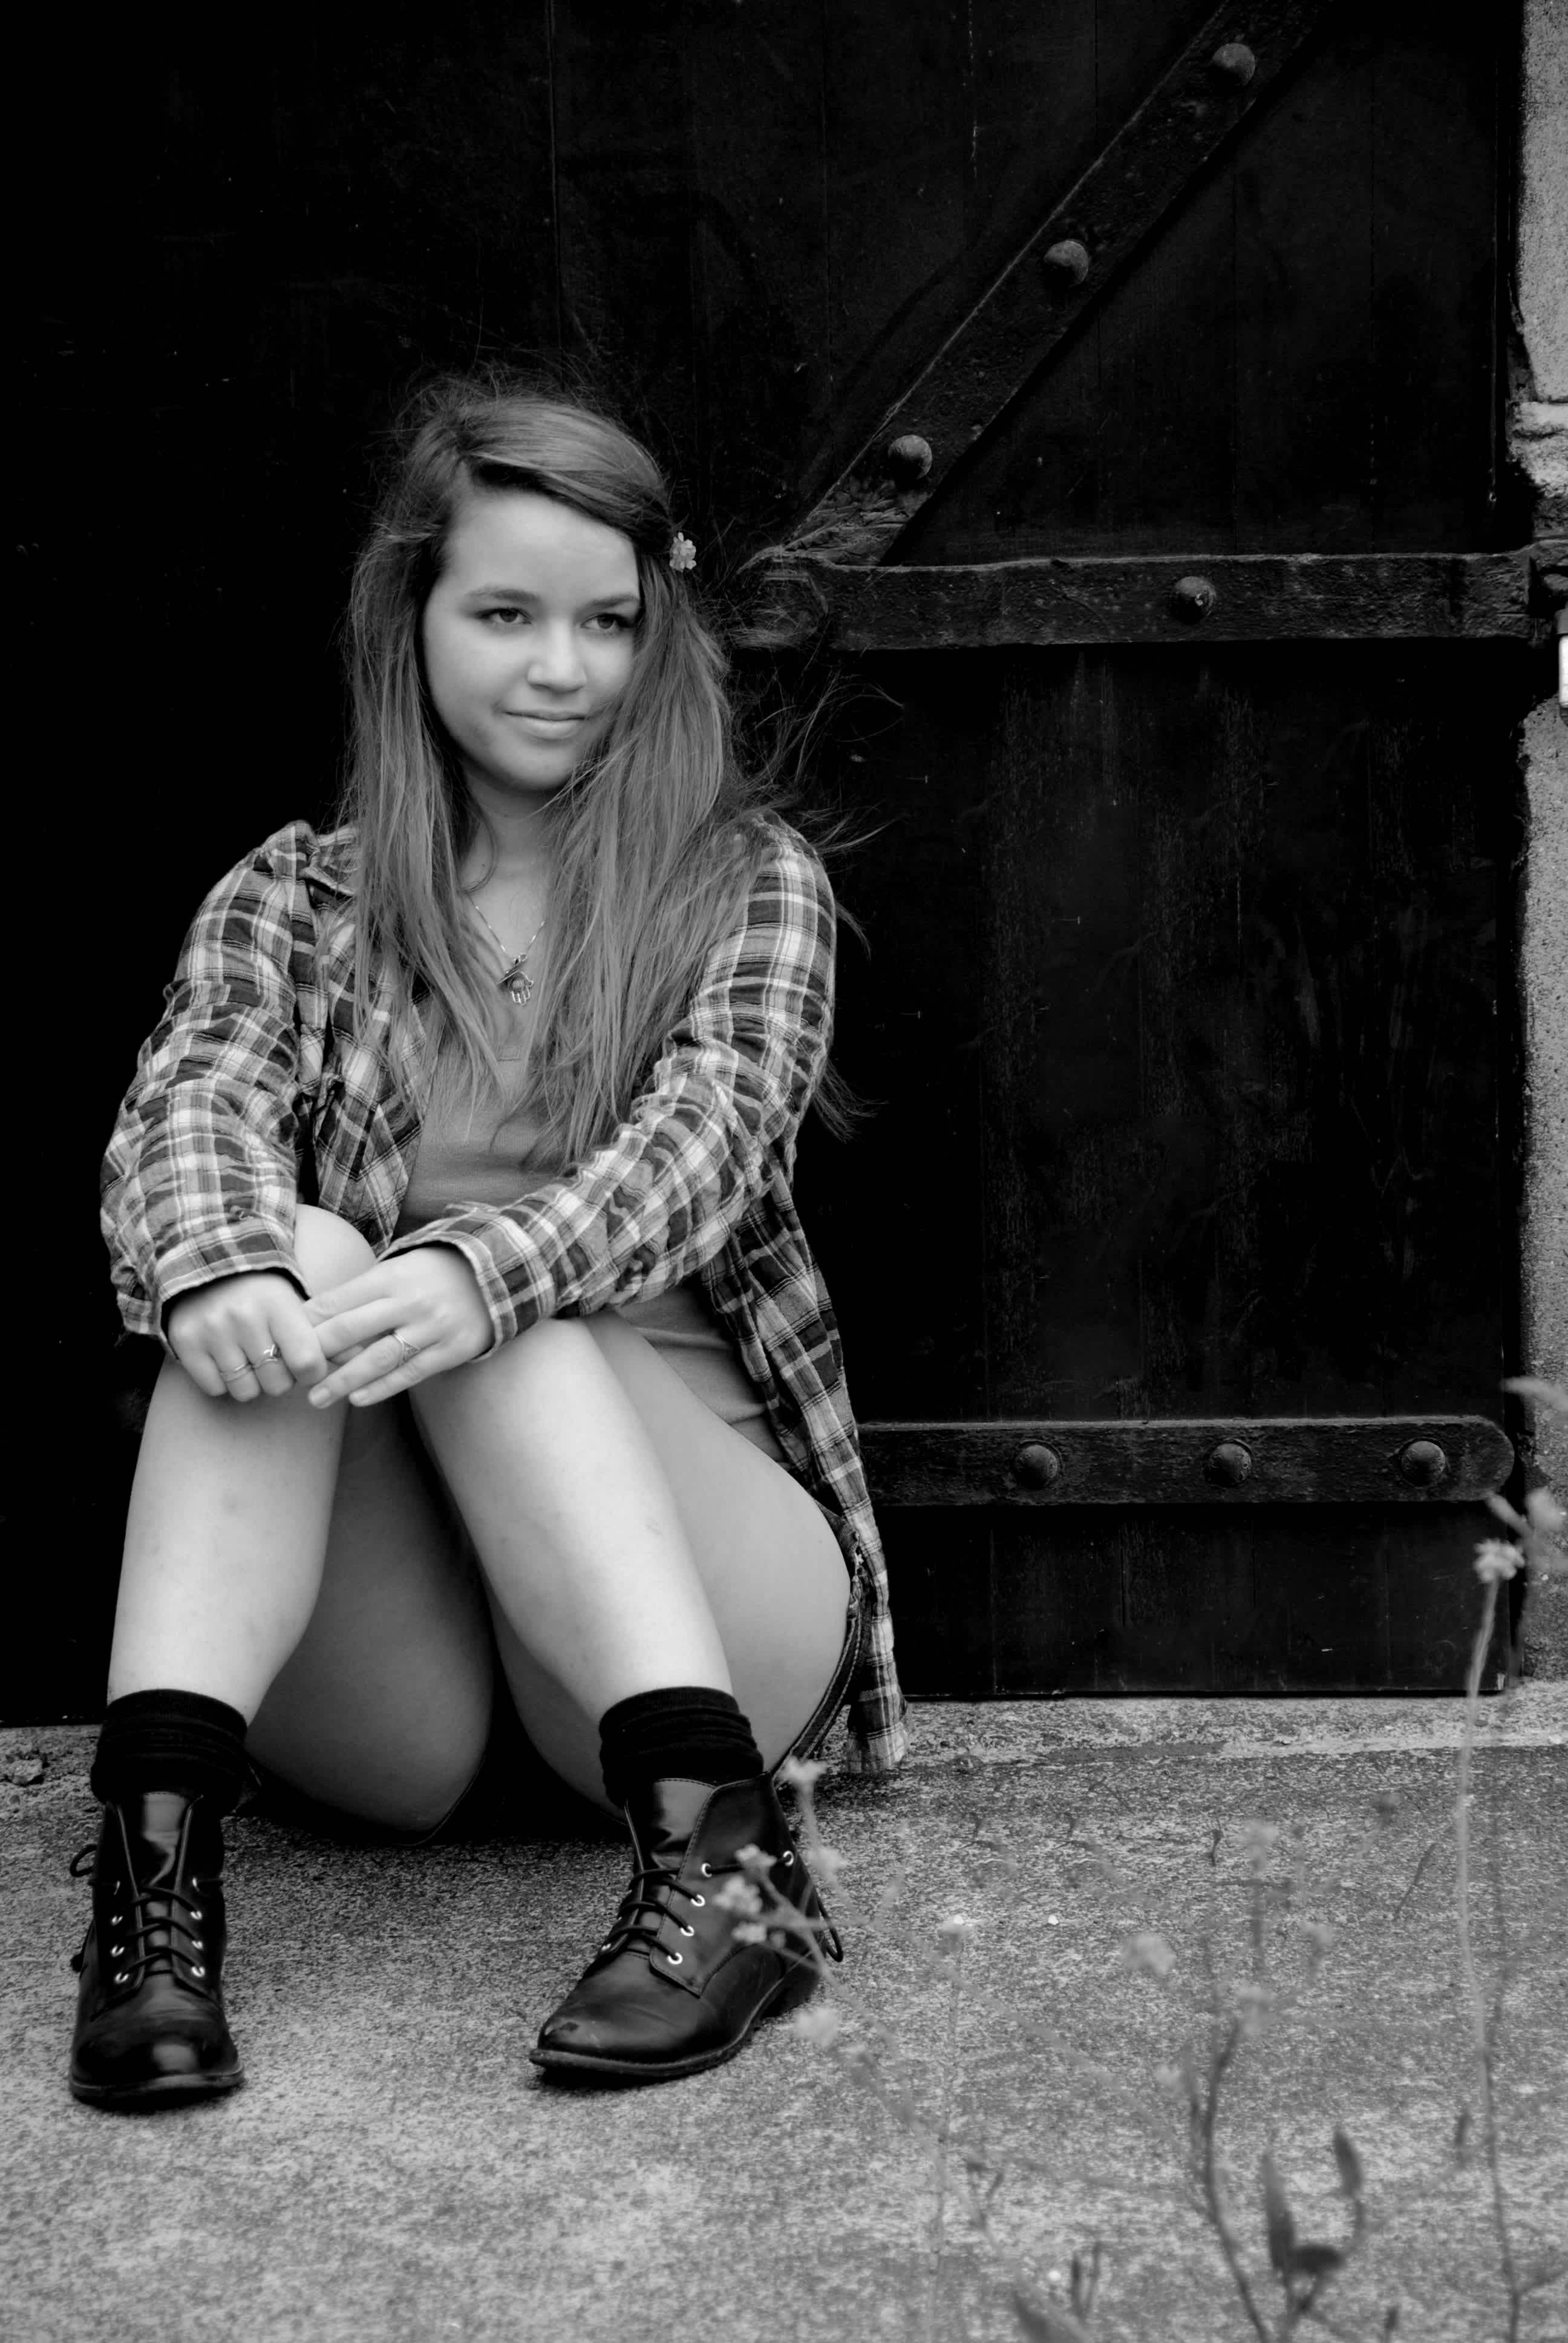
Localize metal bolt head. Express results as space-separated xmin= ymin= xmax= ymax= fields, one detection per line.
xmin=1204 ymin=1440 xmax=1253 ymax=1487
xmin=1210 ymin=42 xmax=1257 ymax=87
xmin=1397 ymin=1438 xmax=1451 ymax=1489
xmin=885 ymin=433 xmax=933 ymax=483
xmin=1014 ymin=1442 xmax=1063 ymax=1490
xmin=1169 ymin=574 xmax=1218 ymax=624
xmin=1040 ymin=238 xmax=1091 ymax=289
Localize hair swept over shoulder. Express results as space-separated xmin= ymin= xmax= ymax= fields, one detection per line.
xmin=338 ymin=369 xmax=808 ymax=1168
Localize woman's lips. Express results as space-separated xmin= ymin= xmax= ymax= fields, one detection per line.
xmin=506 ymin=710 xmax=588 ymax=739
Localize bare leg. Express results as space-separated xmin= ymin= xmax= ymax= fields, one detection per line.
xmin=412 ymin=1310 xmax=851 ymax=1811
xmin=106 ymin=1208 xmax=373 ymax=1716
xmin=106 ymin=1207 xmax=495 ymax=1830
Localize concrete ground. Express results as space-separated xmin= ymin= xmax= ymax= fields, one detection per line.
xmin=2 ymin=1696 xmax=1565 ymax=2343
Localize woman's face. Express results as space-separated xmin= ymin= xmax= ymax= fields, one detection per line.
xmin=421 ymin=488 xmax=641 ymax=805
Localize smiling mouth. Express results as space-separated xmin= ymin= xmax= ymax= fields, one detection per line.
xmin=507 ymin=710 xmax=586 ymax=726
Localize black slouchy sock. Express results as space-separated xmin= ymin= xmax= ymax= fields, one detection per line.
xmin=598 ymin=1686 xmax=765 ymax=1808
xmin=90 ymin=1688 xmax=250 ymax=1816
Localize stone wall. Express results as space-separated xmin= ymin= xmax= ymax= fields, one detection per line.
xmin=1515 ymin=0 xmax=1567 ymax=1674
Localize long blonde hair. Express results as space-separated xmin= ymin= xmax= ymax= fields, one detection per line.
xmin=339 ymin=373 xmax=782 ymax=1167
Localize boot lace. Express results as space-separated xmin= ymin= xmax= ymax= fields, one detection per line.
xmin=68 ymin=1844 xmax=213 ymax=1990
xmin=598 ymin=1853 xmax=741 ymax=1961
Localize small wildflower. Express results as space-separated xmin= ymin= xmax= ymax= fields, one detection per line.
xmin=731 ymin=1921 xmax=769 ymax=1945
xmin=788 ymin=2000 xmax=843 ymax=2048
xmin=710 ymin=1875 xmax=764 ymax=1919
xmin=1474 ymin=1539 xmax=1524 ymax=1585
xmin=808 ymin=1843 xmax=846 ymax=1889
xmin=936 ymin=1912 xmax=977 ymax=1947
xmin=1120 ymin=1929 xmax=1177 ymax=1982
xmin=668 ymin=531 xmax=697 ymax=572
xmin=734 ymin=1841 xmax=773 ymax=1881
xmin=777 ymin=1753 xmax=826 ymax=1791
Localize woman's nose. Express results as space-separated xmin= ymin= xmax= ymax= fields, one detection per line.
xmin=524 ymin=623 xmax=586 ymax=690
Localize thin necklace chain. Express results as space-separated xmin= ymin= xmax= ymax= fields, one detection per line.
xmin=467 ymin=897 xmax=545 ymax=1005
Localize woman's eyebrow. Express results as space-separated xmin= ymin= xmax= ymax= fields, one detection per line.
xmin=463 ymin=582 xmax=641 ymax=606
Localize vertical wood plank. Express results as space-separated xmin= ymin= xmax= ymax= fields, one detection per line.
xmin=814 ymin=2 xmax=974 ymax=500
xmin=550 ymin=4 xmax=701 ymax=482
xmin=1232 ymin=18 xmax=1377 ymax=549
xmin=682 ymin=1 xmax=831 ymax=543
xmin=1370 ymin=9 xmax=1503 ymax=546
xmin=793 ymin=654 xmax=996 ymax=1424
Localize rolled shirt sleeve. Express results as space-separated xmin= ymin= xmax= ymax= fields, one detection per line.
xmin=100 ymin=829 xmax=320 ymax=1340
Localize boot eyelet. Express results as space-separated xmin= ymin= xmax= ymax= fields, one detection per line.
xmin=665 ymin=1950 xmax=684 ymax=1966
xmin=190 ymin=1964 xmax=207 ymax=1979
xmin=780 ymin=1851 xmax=795 ymax=1866
xmin=700 ymin=1863 xmax=713 ymax=1877
xmin=689 ymin=1894 xmax=705 ymax=1908
xmin=190 ymin=1908 xmax=203 ymax=1922
xmin=679 ymin=1924 xmax=695 ymax=1938
xmin=111 ymin=1913 xmax=124 ymax=1927
xmin=110 ymin=1943 xmax=124 ymax=1957
xmin=114 ymin=1971 xmax=129 ymax=1985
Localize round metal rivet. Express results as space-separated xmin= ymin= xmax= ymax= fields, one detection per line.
xmin=1014 ymin=1442 xmax=1063 ymax=1489
xmin=1211 ymin=42 xmax=1258 ymax=86
xmin=1397 ymin=1438 xmax=1450 ymax=1489
xmin=666 ymin=1950 xmax=684 ymax=1966
xmin=1170 ymin=575 xmax=1218 ymax=624
xmin=1040 ymin=238 xmax=1091 ymax=287
xmin=1205 ymin=1440 xmax=1253 ymax=1487
xmin=886 ymin=432 xmax=933 ymax=482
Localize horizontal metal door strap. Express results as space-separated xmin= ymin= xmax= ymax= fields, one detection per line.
xmin=858 ymin=1416 xmax=1514 ymax=1505
xmin=736 ymin=551 xmax=1536 ymax=650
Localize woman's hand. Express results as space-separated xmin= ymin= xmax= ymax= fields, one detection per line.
xmin=302 ymin=1245 xmax=492 ymax=1409
xmin=166 ymin=1273 xmax=330 ymax=1401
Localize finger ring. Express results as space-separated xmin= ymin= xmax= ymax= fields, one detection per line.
xmin=220 ymin=1363 xmax=254 ymax=1382
xmin=260 ymin=1345 xmax=283 ymax=1363
xmin=394 ymin=1335 xmax=420 ymax=1371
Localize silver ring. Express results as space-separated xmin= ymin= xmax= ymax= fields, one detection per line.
xmin=260 ymin=1344 xmax=283 ymax=1364
xmin=219 ymin=1363 xmax=255 ymax=1383
xmin=393 ymin=1335 xmax=420 ymax=1371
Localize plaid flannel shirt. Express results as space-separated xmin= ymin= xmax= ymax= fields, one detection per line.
xmin=102 ymin=819 xmax=906 ymax=1774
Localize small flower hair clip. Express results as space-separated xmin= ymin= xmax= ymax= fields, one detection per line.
xmin=668 ymin=531 xmax=697 ymax=574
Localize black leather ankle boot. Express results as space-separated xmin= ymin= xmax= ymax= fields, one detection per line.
xmin=68 ymin=1791 xmax=243 ymax=2108
xmin=531 ymin=1772 xmax=840 ymax=2083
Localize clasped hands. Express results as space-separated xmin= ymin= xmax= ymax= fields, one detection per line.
xmin=165 ymin=1247 xmax=493 ymax=1409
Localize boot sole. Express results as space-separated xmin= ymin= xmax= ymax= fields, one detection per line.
xmin=529 ymin=1961 xmax=816 ymax=2085
xmin=69 ymin=2067 xmax=245 ymax=2111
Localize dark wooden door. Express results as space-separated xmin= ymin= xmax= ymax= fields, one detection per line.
xmin=13 ymin=4 xmax=1544 ymax=1717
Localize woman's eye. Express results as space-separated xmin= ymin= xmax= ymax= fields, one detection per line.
xmin=480 ymin=607 xmax=528 ymax=628
xmin=590 ymin=611 xmax=637 ymax=633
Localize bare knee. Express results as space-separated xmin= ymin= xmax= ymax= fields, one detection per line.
xmin=293 ymin=1203 xmax=377 ymax=1295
